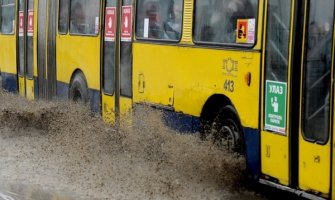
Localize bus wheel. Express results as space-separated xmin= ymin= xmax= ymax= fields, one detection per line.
xmin=69 ymin=72 xmax=89 ymax=103
xmin=211 ymin=105 xmax=243 ymax=154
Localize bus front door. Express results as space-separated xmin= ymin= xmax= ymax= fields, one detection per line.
xmin=17 ymin=0 xmax=35 ymax=100
xmin=262 ymin=0 xmax=333 ymax=197
xmin=102 ymin=0 xmax=133 ymax=124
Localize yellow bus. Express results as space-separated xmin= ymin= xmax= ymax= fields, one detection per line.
xmin=0 ymin=0 xmax=18 ymax=93
xmin=1 ymin=0 xmax=335 ymax=199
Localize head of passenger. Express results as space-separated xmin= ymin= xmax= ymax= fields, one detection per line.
xmin=226 ymin=0 xmax=253 ymax=32
xmin=144 ymin=1 xmax=162 ymax=38
xmin=145 ymin=2 xmax=160 ymax=24
xmin=71 ymin=2 xmax=85 ymax=33
xmin=308 ymin=21 xmax=321 ymax=49
xmin=164 ymin=3 xmax=182 ymax=39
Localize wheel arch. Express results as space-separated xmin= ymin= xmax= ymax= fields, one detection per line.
xmin=69 ymin=69 xmax=87 ymax=89
xmin=68 ymin=69 xmax=89 ymax=102
xmin=200 ymin=94 xmax=241 ymax=125
xmin=200 ymin=94 xmax=245 ymax=153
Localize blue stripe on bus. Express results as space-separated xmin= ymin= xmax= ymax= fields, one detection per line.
xmin=34 ymin=77 xmax=39 ymax=99
xmin=57 ymin=81 xmax=101 ymax=114
xmin=1 ymin=72 xmax=17 ymax=93
xmin=56 ymin=81 xmax=69 ymax=100
xmin=89 ymin=89 xmax=101 ymax=114
xmin=243 ymin=127 xmax=260 ymax=179
xmin=161 ymin=109 xmax=200 ymax=133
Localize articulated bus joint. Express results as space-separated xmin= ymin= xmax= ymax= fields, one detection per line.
xmin=259 ymin=179 xmax=327 ymax=200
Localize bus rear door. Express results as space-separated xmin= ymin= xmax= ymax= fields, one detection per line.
xmin=298 ymin=0 xmax=333 ymax=196
xmin=102 ymin=0 xmax=133 ymax=124
xmin=261 ymin=0 xmax=333 ymax=197
xmin=36 ymin=0 xmax=57 ymax=100
xmin=17 ymin=0 xmax=34 ymax=99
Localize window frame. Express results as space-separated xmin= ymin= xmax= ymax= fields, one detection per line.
xmin=263 ymin=0 xmax=292 ymax=135
xmin=192 ymin=0 xmax=260 ymax=48
xmin=0 ymin=0 xmax=16 ymax=35
xmin=135 ymin=0 xmax=184 ymax=43
xmin=301 ymin=0 xmax=335 ymax=145
xmin=68 ymin=0 xmax=102 ymax=37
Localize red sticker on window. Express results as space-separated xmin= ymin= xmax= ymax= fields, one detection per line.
xmin=27 ymin=10 xmax=34 ymax=36
xmin=121 ymin=5 xmax=132 ymax=42
xmin=105 ymin=7 xmax=116 ymax=41
xmin=19 ymin=11 xmax=24 ymax=37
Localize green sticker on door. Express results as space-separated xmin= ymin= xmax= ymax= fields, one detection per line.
xmin=265 ymin=80 xmax=287 ymax=134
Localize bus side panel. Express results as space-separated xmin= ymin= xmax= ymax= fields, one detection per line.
xmin=0 ymin=35 xmax=17 ymax=92
xmin=261 ymin=132 xmax=289 ymax=185
xmin=132 ymin=43 xmax=261 ymax=130
xmin=56 ymin=36 xmax=101 ymax=110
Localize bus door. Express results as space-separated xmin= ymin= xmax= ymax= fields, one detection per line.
xmin=17 ymin=0 xmax=34 ymax=99
xmin=262 ymin=0 xmax=333 ymax=197
xmin=102 ymin=0 xmax=133 ymax=124
xmin=37 ymin=0 xmax=57 ymax=100
xmin=298 ymin=0 xmax=333 ymax=196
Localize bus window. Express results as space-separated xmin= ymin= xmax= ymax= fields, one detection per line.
xmin=0 ymin=0 xmax=15 ymax=34
xmin=136 ymin=0 xmax=183 ymax=41
xmin=70 ymin=0 xmax=100 ymax=35
xmin=194 ymin=0 xmax=258 ymax=45
xmin=58 ymin=0 xmax=69 ymax=34
xmin=27 ymin=0 xmax=34 ymax=78
xmin=302 ymin=0 xmax=334 ymax=143
xmin=265 ymin=0 xmax=291 ymax=83
xmin=18 ymin=0 xmax=25 ymax=76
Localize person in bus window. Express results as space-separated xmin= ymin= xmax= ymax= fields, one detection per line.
xmin=70 ymin=2 xmax=85 ymax=34
xmin=138 ymin=1 xmax=170 ymax=39
xmin=164 ymin=1 xmax=182 ymax=40
xmin=144 ymin=1 xmax=164 ymax=39
xmin=211 ymin=0 xmax=254 ymax=43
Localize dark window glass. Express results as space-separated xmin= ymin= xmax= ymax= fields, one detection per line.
xmin=0 ymin=0 xmax=15 ymax=34
xmin=28 ymin=0 xmax=33 ymax=9
xmin=103 ymin=0 xmax=117 ymax=94
xmin=103 ymin=43 xmax=116 ymax=94
xmin=70 ymin=0 xmax=100 ymax=35
xmin=194 ymin=0 xmax=258 ymax=45
xmin=58 ymin=0 xmax=69 ymax=33
xmin=136 ymin=0 xmax=183 ymax=41
xmin=106 ymin=0 xmax=116 ymax=6
xmin=19 ymin=0 xmax=24 ymax=10
xmin=18 ymin=0 xmax=25 ymax=76
xmin=27 ymin=0 xmax=34 ymax=78
xmin=265 ymin=0 xmax=291 ymax=82
xmin=120 ymin=0 xmax=133 ymax=97
xmin=302 ymin=0 xmax=334 ymax=143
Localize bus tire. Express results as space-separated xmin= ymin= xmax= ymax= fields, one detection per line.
xmin=69 ymin=72 xmax=89 ymax=103
xmin=210 ymin=105 xmax=244 ymax=154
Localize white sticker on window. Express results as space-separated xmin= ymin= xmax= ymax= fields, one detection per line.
xmin=247 ymin=18 xmax=256 ymax=44
xmin=12 ymin=20 xmax=15 ymax=34
xmin=95 ymin=17 xmax=100 ymax=34
xmin=144 ymin=18 xmax=149 ymax=38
